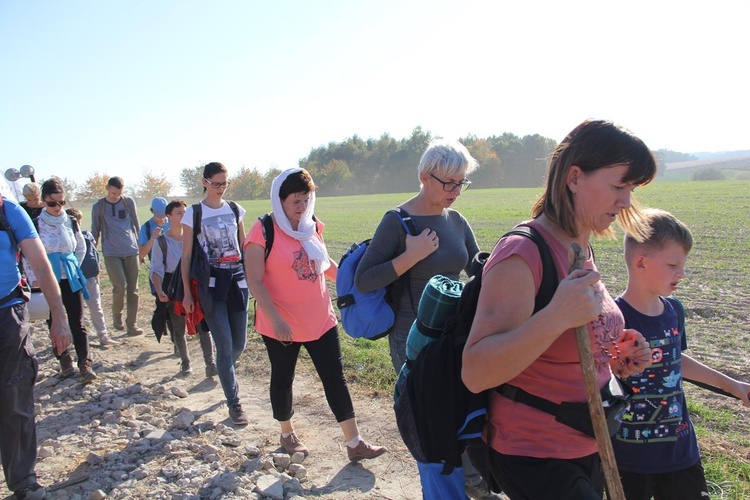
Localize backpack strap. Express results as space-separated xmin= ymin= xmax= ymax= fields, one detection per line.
xmin=192 ymin=202 xmax=202 ymax=244
xmin=391 ymin=207 xmax=418 ymax=236
xmin=96 ymin=198 xmax=105 ymax=240
xmin=260 ymin=213 xmax=274 ymax=260
xmin=260 ymin=212 xmax=320 ymax=261
xmin=144 ymin=221 xmax=152 ymax=241
xmin=502 ymin=225 xmax=558 ymax=314
xmin=389 ymin=207 xmax=419 ymax=312
xmin=122 ymin=195 xmax=139 ymax=233
xmin=0 ymin=197 xmax=19 ymax=250
xmin=157 ymin=234 xmax=168 ymax=269
xmin=665 ymin=296 xmax=686 ymax=336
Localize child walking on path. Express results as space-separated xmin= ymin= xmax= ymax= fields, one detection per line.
xmin=614 ymin=208 xmax=750 ymax=500
xmin=67 ymin=207 xmax=118 ymax=347
xmin=150 ymin=200 xmax=216 ymax=378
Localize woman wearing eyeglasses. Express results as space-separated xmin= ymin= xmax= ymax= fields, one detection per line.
xmin=354 ymin=138 xmax=480 ymax=373
xmin=181 ymin=162 xmax=249 ymax=425
xmin=23 ymin=178 xmax=95 ymax=381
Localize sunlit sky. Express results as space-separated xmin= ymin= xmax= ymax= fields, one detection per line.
xmin=1 ymin=1 xmax=748 ymax=194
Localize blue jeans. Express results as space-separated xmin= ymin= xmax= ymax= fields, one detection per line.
xmin=199 ymin=287 xmax=248 ymax=406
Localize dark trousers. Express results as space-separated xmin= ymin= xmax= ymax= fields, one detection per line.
xmin=52 ymin=280 xmax=90 ymax=364
xmin=488 ymin=447 xmax=604 ymax=500
xmin=151 ymin=295 xmax=174 ymax=341
xmin=0 ymin=303 xmax=39 ymax=492
xmin=262 ymin=326 xmax=355 ymax=423
xmin=619 ymin=461 xmax=709 ymax=500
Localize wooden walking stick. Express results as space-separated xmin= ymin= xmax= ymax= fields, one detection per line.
xmin=569 ymin=242 xmax=625 ymax=500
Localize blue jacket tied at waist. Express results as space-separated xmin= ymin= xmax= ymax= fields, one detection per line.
xmin=47 ymin=252 xmax=90 ymax=300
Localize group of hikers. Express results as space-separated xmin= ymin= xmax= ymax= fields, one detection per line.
xmin=1 ymin=118 xmax=748 ymax=499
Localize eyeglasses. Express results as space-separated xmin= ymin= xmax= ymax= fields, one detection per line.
xmin=204 ymin=179 xmax=230 ymax=189
xmin=45 ymin=200 xmax=67 ymax=208
xmin=429 ymin=173 xmax=471 ymax=193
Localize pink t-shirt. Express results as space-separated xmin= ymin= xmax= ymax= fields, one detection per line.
xmin=244 ymin=218 xmax=337 ymax=343
xmin=484 ymin=221 xmax=622 ymax=459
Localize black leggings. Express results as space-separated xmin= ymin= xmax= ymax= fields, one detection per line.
xmin=262 ymin=326 xmax=355 ymax=423
xmin=51 ymin=280 xmax=90 ymax=363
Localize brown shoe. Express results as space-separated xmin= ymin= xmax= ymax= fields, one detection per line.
xmin=228 ymin=404 xmax=249 ymax=425
xmin=347 ymin=440 xmax=387 ymax=462
xmin=59 ymin=351 xmax=76 ymax=378
xmin=127 ymin=326 xmax=144 ymax=336
xmin=79 ymin=360 xmax=97 ymax=383
xmin=280 ymin=432 xmax=308 ymax=456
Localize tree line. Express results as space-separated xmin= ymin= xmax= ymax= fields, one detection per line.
xmin=60 ymin=127 xmax=685 ymax=202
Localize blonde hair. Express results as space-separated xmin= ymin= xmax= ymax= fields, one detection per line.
xmin=624 ymin=208 xmax=693 ymax=262
xmin=22 ymin=183 xmax=41 ymax=199
xmin=417 ymin=139 xmax=478 ymax=184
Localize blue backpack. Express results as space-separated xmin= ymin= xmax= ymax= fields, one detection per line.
xmin=336 ymin=208 xmax=417 ymax=340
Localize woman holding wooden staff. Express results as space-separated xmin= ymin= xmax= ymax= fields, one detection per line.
xmin=463 ymin=119 xmax=656 ymax=499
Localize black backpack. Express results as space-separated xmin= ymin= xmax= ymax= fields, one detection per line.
xmin=394 ymin=225 xmax=558 ymax=473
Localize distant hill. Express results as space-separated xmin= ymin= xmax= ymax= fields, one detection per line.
xmin=692 ymin=150 xmax=750 ymax=160
xmin=666 ymin=155 xmax=750 ymax=172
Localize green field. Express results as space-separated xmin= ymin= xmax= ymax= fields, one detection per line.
xmin=81 ymin=179 xmax=750 ymax=498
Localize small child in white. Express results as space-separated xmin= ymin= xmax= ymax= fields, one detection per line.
xmin=67 ymin=208 xmax=118 ymax=347
xmin=613 ymin=208 xmax=750 ymax=499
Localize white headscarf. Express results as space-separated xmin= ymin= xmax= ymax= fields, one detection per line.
xmin=270 ymin=168 xmax=331 ymax=274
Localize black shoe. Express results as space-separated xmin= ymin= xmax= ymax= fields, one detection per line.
xmin=13 ymin=482 xmax=47 ymax=500
xmin=205 ymin=363 xmax=217 ymax=378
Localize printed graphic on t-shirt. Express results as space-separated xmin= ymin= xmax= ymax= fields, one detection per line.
xmin=199 ymin=213 xmax=241 ymax=268
xmin=292 ymin=246 xmax=318 ymax=282
xmin=617 ymin=325 xmax=687 ymax=443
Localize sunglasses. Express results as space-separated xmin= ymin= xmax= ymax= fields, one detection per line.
xmin=204 ymin=179 xmax=231 ymax=188
xmin=45 ymin=200 xmax=67 ymax=208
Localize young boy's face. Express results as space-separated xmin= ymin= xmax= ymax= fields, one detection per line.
xmin=639 ymin=241 xmax=689 ymax=296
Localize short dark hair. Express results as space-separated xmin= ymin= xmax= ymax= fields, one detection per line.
xmin=41 ymin=178 xmax=65 ymax=199
xmin=66 ymin=207 xmax=83 ymax=222
xmin=107 ymin=176 xmax=125 ymax=189
xmin=279 ymin=170 xmax=316 ymax=201
xmin=165 ymin=199 xmax=187 ymax=216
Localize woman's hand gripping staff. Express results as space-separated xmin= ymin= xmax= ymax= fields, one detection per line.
xmin=569 ymin=242 xmax=626 ymax=500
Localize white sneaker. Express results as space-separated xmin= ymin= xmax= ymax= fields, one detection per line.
xmin=99 ymin=334 xmax=119 ymax=346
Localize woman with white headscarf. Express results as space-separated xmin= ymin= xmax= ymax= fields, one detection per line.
xmin=244 ymin=168 xmax=387 ymax=462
